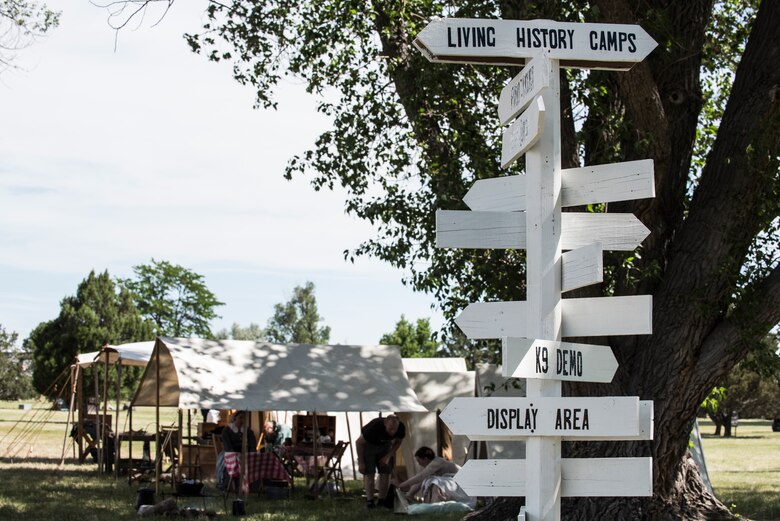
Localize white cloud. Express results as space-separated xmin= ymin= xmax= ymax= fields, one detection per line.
xmin=0 ymin=0 xmax=443 ymax=344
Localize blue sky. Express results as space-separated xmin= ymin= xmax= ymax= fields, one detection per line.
xmin=0 ymin=1 xmax=442 ymax=345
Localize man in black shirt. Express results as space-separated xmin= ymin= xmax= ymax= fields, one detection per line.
xmin=356 ymin=414 xmax=406 ymax=509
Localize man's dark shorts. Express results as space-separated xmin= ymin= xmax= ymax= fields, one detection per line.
xmin=363 ymin=441 xmax=395 ymax=475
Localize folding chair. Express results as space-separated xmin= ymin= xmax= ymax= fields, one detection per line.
xmin=213 ymin=434 xmax=239 ymax=509
xmin=308 ymin=441 xmax=349 ymax=496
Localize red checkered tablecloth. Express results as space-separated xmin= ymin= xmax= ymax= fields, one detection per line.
xmin=224 ymin=452 xmax=292 ymax=493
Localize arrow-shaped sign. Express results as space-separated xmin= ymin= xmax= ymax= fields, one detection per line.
xmin=463 ymin=159 xmax=655 ymax=212
xmin=502 ymin=337 xmax=617 ymax=383
xmin=498 ymin=53 xmax=551 ymax=125
xmin=455 ymin=457 xmax=652 ymax=497
xmin=454 ymin=295 xmax=652 ymax=339
xmin=436 ymin=210 xmax=650 ymax=251
xmin=566 ymin=400 xmax=654 ymax=441
xmin=501 ymin=96 xmax=545 ymax=168
xmin=440 ymin=396 xmax=640 ymax=439
xmin=561 ymin=241 xmax=603 ymax=292
xmin=414 ymin=18 xmax=658 ymax=70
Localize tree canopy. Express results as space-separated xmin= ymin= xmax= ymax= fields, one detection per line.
xmin=121 ymin=259 xmax=224 ymax=338
xmin=265 ymin=281 xmax=331 ymax=344
xmin=26 ymin=270 xmax=154 ymax=396
xmin=0 ymin=0 xmax=59 ymax=72
xmin=380 ymin=315 xmax=439 ymax=358
xmin=214 ymin=322 xmax=266 ymax=341
xmin=180 ymin=1 xmax=779 ymax=518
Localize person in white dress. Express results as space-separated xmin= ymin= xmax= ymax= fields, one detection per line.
xmin=395 ymin=446 xmax=475 ymax=508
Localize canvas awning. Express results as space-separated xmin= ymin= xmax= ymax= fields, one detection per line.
xmin=75 ymin=341 xmax=155 ymax=367
xmin=131 ymin=337 xmax=428 ymax=413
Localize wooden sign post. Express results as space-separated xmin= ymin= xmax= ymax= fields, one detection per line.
xmin=416 ymin=16 xmax=658 ymax=521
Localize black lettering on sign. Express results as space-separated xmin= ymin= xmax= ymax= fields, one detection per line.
xmin=447 ymin=26 xmax=497 ymax=48
xmin=554 ymin=408 xmax=591 ymax=430
xmin=535 ymin=345 xmax=548 ymax=374
xmin=510 ymin=68 xmax=535 ymax=110
xmin=589 ymin=30 xmax=638 ymax=53
xmin=516 ymin=27 xmax=575 ymax=50
xmin=556 ymin=349 xmax=583 ymax=377
xmin=487 ymin=407 xmax=538 ymax=432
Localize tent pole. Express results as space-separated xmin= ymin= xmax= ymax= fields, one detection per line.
xmin=94 ymin=362 xmax=102 ymax=475
xmin=345 ymin=412 xmax=356 ymax=480
xmin=115 ymin=358 xmax=122 ymax=479
xmin=312 ymin=411 xmax=320 ymax=498
xmin=59 ymin=364 xmax=76 ymax=465
xmin=155 ymin=341 xmax=161 ymax=496
xmin=77 ymin=365 xmax=84 ymax=461
xmin=102 ymin=349 xmax=110 ymax=476
xmin=186 ymin=409 xmax=192 ymax=481
xmin=127 ymin=404 xmax=133 ymax=485
xmin=241 ymin=411 xmax=248 ymax=499
xmin=177 ymin=409 xmax=183 ymax=483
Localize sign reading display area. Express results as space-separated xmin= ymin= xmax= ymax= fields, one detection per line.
xmin=414 ymin=18 xmax=658 ymax=70
xmin=440 ymin=396 xmax=640 ymax=439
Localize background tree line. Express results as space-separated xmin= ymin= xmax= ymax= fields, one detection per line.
xmin=4 ymin=258 xmax=434 ymax=401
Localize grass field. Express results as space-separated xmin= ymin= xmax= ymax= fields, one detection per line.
xmin=0 ymin=400 xmax=778 ymax=520
xmin=698 ymin=418 xmax=780 ymax=521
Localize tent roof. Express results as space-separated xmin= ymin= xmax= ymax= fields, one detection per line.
xmin=131 ymin=337 xmax=428 ymax=413
xmin=76 ymin=341 xmax=155 ymax=367
xmin=402 ymin=357 xmax=467 ymax=373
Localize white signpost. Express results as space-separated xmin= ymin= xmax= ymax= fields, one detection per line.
xmin=436 ymin=210 xmax=650 ymax=250
xmin=416 ymin=16 xmax=658 ymax=521
xmin=414 ymin=18 xmax=658 ymax=70
xmin=455 ymin=457 xmax=653 ymax=497
xmin=453 ymin=295 xmax=653 ymax=339
xmin=440 ymin=396 xmax=640 ymax=439
xmin=462 ymin=159 xmax=655 ymax=212
xmin=502 ymin=337 xmax=618 ymax=382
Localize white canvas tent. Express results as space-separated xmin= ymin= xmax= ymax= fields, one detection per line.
xmin=476 ymin=363 xmax=527 ymax=459
xmin=131 ymin=337 xmax=428 ymax=413
xmin=76 ymin=341 xmax=155 ymax=368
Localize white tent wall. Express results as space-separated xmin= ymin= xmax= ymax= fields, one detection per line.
xmin=476 ymin=363 xmax=527 ymax=459
xmin=264 ymin=358 xmax=474 ymax=481
xmin=400 ymin=370 xmax=475 ymax=477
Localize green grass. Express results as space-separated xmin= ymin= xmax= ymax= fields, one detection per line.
xmin=1 ymin=402 xmax=779 ymax=520
xmin=698 ymin=418 xmax=780 ymax=521
xmin=0 ymin=401 xmax=462 ymax=520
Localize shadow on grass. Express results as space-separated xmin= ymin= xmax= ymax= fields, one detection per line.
xmin=717 ymin=488 xmax=780 ymax=521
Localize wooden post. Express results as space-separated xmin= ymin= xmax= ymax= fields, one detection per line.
xmin=523 ymin=54 xmax=563 ymax=521
xmin=115 ymin=359 xmax=121 ymax=479
xmin=102 ymin=351 xmax=110 ymax=476
xmin=77 ymin=365 xmax=84 ymax=461
xmin=155 ymin=342 xmax=160 ymax=496
xmin=177 ymin=409 xmax=183 ymax=483
xmin=94 ymin=363 xmax=102 ymax=474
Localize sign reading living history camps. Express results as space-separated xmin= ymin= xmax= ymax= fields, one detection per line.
xmin=414 ymin=18 xmax=658 ymax=69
